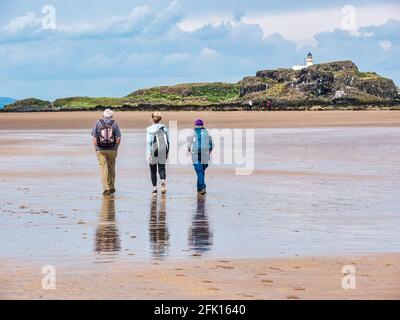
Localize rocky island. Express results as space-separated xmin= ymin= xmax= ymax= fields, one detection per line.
xmin=3 ymin=60 xmax=399 ymax=112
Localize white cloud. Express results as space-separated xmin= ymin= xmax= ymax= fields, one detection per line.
xmin=379 ymin=40 xmax=392 ymax=51
xmin=0 ymin=2 xmax=179 ymax=42
xmin=200 ymin=47 xmax=219 ymax=57
xmin=362 ymin=31 xmax=374 ymax=37
xmin=0 ymin=1 xmax=399 ymax=100
xmin=180 ymin=3 xmax=400 ymax=46
xmin=163 ymin=52 xmax=191 ymax=65
xmin=63 ymin=6 xmax=152 ymax=36
xmin=147 ymin=0 xmax=182 ymax=33
xmin=179 ymin=14 xmax=232 ymax=31
xmin=1 ymin=12 xmax=41 ymax=35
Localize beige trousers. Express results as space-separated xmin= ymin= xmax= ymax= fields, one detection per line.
xmin=96 ymin=149 xmax=117 ymax=191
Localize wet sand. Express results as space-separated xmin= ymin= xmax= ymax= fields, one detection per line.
xmin=1 ymin=254 xmax=399 ymax=299
xmin=1 ymin=111 xmax=399 ymax=299
xmin=1 ymin=110 xmax=400 ymax=130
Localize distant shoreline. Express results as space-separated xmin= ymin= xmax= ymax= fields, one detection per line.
xmin=1 ymin=103 xmax=400 ymax=113
xmin=3 ymin=61 xmax=400 ymax=112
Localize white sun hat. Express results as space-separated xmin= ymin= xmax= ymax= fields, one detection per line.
xmin=103 ymin=109 xmax=113 ymax=118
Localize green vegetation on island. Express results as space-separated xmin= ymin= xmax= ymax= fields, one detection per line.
xmin=3 ymin=60 xmax=399 ymax=112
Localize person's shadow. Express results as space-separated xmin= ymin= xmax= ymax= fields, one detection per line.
xmin=188 ymin=195 xmax=213 ymax=253
xmin=149 ymin=195 xmax=170 ymax=258
xmin=95 ymin=196 xmax=121 ymax=254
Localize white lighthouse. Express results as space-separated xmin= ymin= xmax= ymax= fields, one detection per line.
xmin=306 ymin=52 xmax=313 ymax=67
xmin=292 ymin=52 xmax=314 ymax=70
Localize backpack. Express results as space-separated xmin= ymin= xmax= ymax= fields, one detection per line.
xmin=193 ymin=128 xmax=211 ymax=154
xmin=190 ymin=128 xmax=213 ymax=164
xmin=152 ymin=127 xmax=169 ymax=158
xmin=97 ymin=119 xmax=116 ymax=148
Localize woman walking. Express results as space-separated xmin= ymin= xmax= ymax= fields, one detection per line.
xmin=187 ymin=119 xmax=214 ymax=195
xmin=146 ymin=112 xmax=169 ymax=194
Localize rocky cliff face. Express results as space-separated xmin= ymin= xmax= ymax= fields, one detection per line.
xmin=239 ymin=60 xmax=399 ymax=109
xmin=4 ymin=60 xmax=400 ymax=112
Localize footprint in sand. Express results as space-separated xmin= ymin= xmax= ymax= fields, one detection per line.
xmin=269 ymin=267 xmax=282 ymax=271
xmin=286 ymin=295 xmax=301 ymax=300
xmin=261 ymin=279 xmax=274 ymax=284
xmin=216 ymin=265 xmax=235 ymax=270
xmin=293 ymin=287 xmax=306 ymax=291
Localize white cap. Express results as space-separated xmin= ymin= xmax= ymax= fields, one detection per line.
xmin=103 ymin=109 xmax=113 ymax=118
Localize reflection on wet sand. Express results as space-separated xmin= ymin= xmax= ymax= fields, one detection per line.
xmin=188 ymin=195 xmax=213 ymax=253
xmin=95 ymin=196 xmax=121 ymax=254
xmin=149 ymin=195 xmax=170 ymax=258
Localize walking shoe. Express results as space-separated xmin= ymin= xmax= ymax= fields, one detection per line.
xmin=152 ymin=188 xmax=158 ymax=194
xmin=103 ymin=190 xmax=112 ymax=196
xmin=198 ymin=189 xmax=207 ymax=195
xmin=161 ymin=180 xmax=167 ymax=195
xmin=110 ymin=188 xmax=116 ymax=194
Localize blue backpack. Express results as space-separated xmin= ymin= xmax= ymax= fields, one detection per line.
xmin=191 ymin=128 xmax=213 ymax=164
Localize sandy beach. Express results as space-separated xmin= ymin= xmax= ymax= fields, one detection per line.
xmin=1 ymin=111 xmax=399 ymax=299
xmin=1 ymin=110 xmax=400 ymax=130
xmin=1 ymin=254 xmax=399 ymax=300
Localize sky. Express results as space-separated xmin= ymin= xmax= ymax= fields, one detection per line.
xmin=0 ymin=0 xmax=399 ymax=101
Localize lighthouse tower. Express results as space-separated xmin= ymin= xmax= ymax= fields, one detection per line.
xmin=306 ymin=52 xmax=313 ymax=67
xmin=292 ymin=52 xmax=315 ymax=70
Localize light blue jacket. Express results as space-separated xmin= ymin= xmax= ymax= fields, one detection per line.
xmin=146 ymin=123 xmax=169 ymax=156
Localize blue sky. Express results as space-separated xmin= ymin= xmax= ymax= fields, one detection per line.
xmin=0 ymin=0 xmax=399 ymax=101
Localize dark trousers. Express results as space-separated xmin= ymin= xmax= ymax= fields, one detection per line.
xmin=150 ymin=163 xmax=166 ymax=187
xmin=193 ymin=164 xmax=208 ymax=191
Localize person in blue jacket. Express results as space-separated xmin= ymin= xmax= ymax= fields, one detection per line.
xmin=187 ymin=119 xmax=214 ymax=195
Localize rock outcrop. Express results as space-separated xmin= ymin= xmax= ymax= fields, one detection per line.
xmin=244 ymin=60 xmax=399 ymax=108
xmin=239 ymin=77 xmax=268 ymax=97
xmin=4 ymin=98 xmax=51 ymax=112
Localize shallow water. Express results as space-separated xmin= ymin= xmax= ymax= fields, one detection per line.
xmin=0 ymin=127 xmax=399 ymax=265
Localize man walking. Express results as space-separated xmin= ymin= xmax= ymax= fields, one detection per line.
xmin=187 ymin=119 xmax=214 ymax=195
xmin=91 ymin=109 xmax=121 ymax=195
